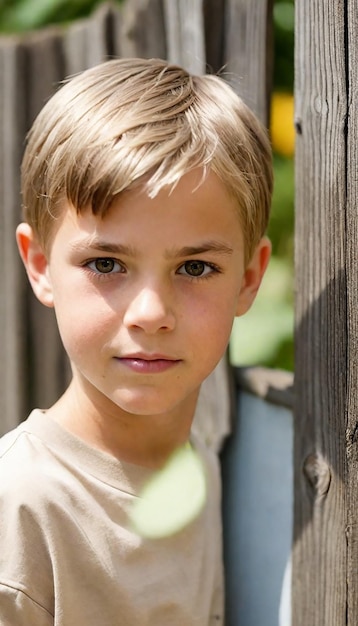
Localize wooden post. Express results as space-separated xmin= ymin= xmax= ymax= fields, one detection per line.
xmin=346 ymin=1 xmax=358 ymax=620
xmin=163 ymin=0 xmax=206 ymax=74
xmin=0 ymin=39 xmax=29 ymax=433
xmin=224 ymin=0 xmax=273 ymax=125
xmin=293 ymin=0 xmax=358 ymax=623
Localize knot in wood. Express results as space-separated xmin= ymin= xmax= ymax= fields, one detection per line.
xmin=303 ymin=453 xmax=331 ymax=498
xmin=294 ymin=118 xmax=302 ymax=135
xmin=313 ymin=95 xmax=329 ymax=115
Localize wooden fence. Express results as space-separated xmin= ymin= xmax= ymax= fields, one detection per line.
xmin=0 ymin=0 xmax=273 ymax=442
xmin=293 ymin=1 xmax=358 ymax=624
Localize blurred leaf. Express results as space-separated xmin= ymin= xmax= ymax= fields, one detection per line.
xmin=274 ymin=2 xmax=294 ymax=31
xmin=268 ymin=155 xmax=294 ymax=262
xmin=0 ymin=0 xmax=118 ymax=32
xmin=1 ymin=0 xmax=67 ymax=31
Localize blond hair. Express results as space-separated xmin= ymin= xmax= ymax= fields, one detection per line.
xmin=21 ymin=57 xmax=273 ymax=263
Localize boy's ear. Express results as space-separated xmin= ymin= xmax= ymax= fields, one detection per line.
xmin=16 ymin=223 xmax=54 ymax=308
xmin=235 ymin=236 xmax=271 ymax=317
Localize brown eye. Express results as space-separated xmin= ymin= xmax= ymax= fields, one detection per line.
xmin=184 ymin=261 xmax=206 ymax=276
xmin=177 ymin=260 xmax=218 ymax=279
xmin=87 ymin=258 xmax=122 ymax=274
xmin=95 ymin=258 xmax=116 ymax=273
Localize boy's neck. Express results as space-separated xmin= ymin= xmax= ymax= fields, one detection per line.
xmin=46 ymin=380 xmax=198 ymax=469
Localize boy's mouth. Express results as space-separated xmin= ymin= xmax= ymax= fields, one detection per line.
xmin=115 ymin=354 xmax=181 ymax=374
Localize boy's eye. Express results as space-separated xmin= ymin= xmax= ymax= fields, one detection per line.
xmin=87 ymin=258 xmax=123 ymax=274
xmin=177 ymin=260 xmax=214 ymax=277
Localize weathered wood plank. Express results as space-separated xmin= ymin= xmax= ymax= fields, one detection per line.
xmin=64 ymin=2 xmax=114 ymax=76
xmin=293 ymin=0 xmax=350 ymax=623
xmin=163 ymin=0 xmax=206 ymax=74
xmin=236 ymin=366 xmax=294 ymax=409
xmin=0 ymin=38 xmax=29 ymax=434
xmin=24 ymin=28 xmax=65 ymax=123
xmin=203 ymin=0 xmax=225 ymax=74
xmin=116 ymin=0 xmax=166 ymax=59
xmin=21 ymin=29 xmax=69 ymax=412
xmin=345 ymin=0 xmax=358 ymax=623
xmin=224 ymin=0 xmax=273 ymax=125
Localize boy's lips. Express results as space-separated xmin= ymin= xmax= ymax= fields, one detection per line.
xmin=115 ymin=354 xmax=182 ymax=374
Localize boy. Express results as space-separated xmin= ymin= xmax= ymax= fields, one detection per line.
xmin=0 ymin=58 xmax=272 ymax=625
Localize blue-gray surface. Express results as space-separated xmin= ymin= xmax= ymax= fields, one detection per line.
xmin=221 ymin=391 xmax=293 ymax=626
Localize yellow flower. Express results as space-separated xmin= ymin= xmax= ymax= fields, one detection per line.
xmin=270 ymin=92 xmax=295 ymax=157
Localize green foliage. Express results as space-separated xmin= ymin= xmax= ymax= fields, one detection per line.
xmin=230 ymin=255 xmax=294 ymax=371
xmin=273 ymin=0 xmax=294 ymax=91
xmin=0 ymin=0 xmax=117 ymax=32
xmin=230 ymin=155 xmax=295 ymax=372
xmin=269 ymin=155 xmax=294 ymax=261
xmin=230 ymin=1 xmax=296 ymax=372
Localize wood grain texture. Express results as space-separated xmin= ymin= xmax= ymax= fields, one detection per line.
xmin=224 ymin=0 xmax=274 ymax=125
xmin=203 ymin=0 xmax=225 ymax=74
xmin=345 ymin=0 xmax=358 ymax=622
xmin=293 ymin=0 xmax=353 ymax=623
xmin=116 ymin=0 xmax=166 ymax=59
xmin=163 ymin=0 xmax=206 ymax=73
xmin=235 ymin=366 xmax=294 ymax=409
xmin=64 ymin=3 xmax=114 ymax=75
xmin=22 ymin=28 xmax=70 ymax=412
xmin=0 ymin=39 xmax=28 ymax=434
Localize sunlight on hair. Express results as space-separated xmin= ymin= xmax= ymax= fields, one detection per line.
xmin=21 ymin=58 xmax=272 ymax=263
xmin=130 ymin=443 xmax=207 ymax=539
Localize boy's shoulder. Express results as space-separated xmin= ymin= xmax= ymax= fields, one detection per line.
xmin=0 ymin=414 xmax=52 ymax=506
xmin=0 ymin=417 xmax=57 ymax=619
xmin=0 ymin=410 xmax=94 ymax=506
xmin=1 ymin=415 xmax=39 ymax=473
xmin=0 ymin=411 xmax=86 ymax=512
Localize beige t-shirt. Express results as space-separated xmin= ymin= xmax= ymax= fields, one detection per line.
xmin=0 ymin=411 xmax=224 ymax=625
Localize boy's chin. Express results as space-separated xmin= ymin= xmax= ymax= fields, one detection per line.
xmin=107 ymin=389 xmax=199 ymax=420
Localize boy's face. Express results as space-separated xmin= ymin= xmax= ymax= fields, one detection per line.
xmin=17 ymin=170 xmax=270 ymax=423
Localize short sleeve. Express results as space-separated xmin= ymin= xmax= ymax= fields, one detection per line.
xmin=0 ymin=583 xmax=53 ymax=626
xmin=0 ymin=457 xmax=55 ymax=621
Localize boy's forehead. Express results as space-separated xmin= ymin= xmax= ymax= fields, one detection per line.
xmin=52 ymin=170 xmax=245 ymax=253
xmin=108 ymin=168 xmax=237 ymax=215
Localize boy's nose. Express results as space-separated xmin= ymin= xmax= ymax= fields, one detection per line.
xmin=123 ymin=286 xmax=176 ymax=334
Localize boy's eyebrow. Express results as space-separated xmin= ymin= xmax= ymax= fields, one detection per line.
xmin=69 ymin=238 xmax=136 ymax=256
xmin=165 ymin=241 xmax=234 ymax=258
xmin=69 ymin=237 xmax=234 ymax=257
